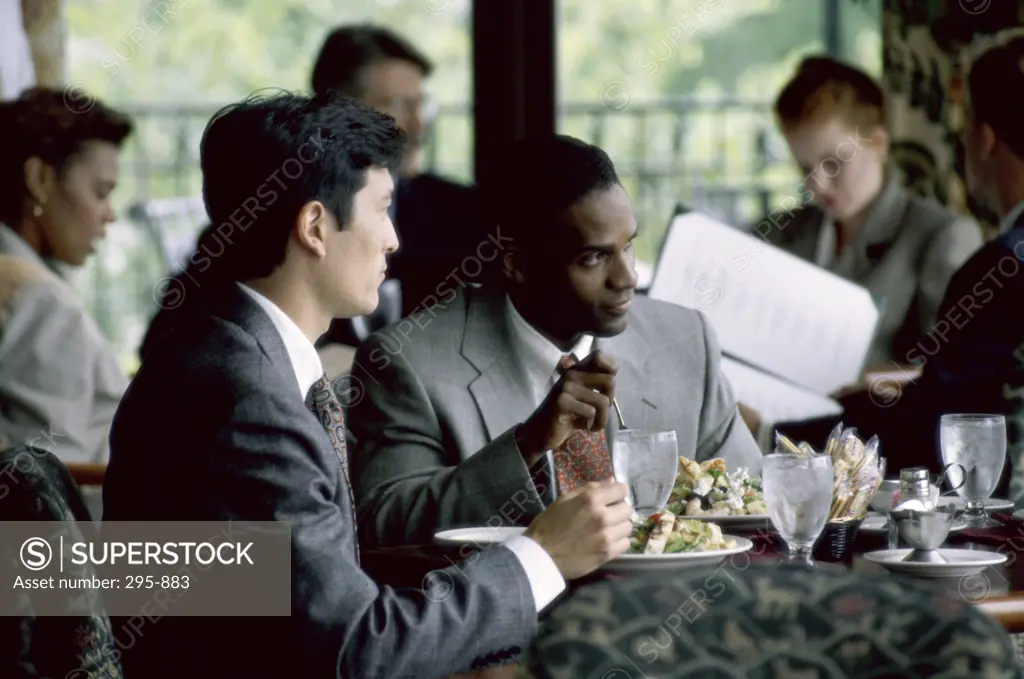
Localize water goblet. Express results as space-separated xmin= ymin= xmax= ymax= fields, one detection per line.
xmin=611 ymin=430 xmax=679 ymax=520
xmin=762 ymin=453 xmax=834 ymax=566
xmin=940 ymin=414 xmax=1007 ymax=529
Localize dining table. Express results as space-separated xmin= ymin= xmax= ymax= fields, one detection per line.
xmin=362 ymin=510 xmax=1024 ymax=679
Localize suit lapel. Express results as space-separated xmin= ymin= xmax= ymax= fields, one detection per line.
xmin=207 ymin=284 xmax=299 ymax=391
xmin=835 ymin=174 xmax=910 ymax=283
xmin=596 ymin=319 xmax=654 ymax=432
xmin=461 ymin=289 xmax=537 ymax=440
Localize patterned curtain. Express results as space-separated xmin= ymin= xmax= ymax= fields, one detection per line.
xmin=881 ymin=0 xmax=1024 ymax=236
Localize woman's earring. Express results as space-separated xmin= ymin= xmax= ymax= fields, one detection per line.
xmin=32 ymin=195 xmax=46 ymax=218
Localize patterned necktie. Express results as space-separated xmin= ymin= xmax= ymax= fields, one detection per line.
xmin=552 ymin=355 xmax=615 ymax=493
xmin=307 ymin=373 xmax=360 ymax=564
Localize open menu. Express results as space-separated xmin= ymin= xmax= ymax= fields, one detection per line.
xmin=719 ymin=356 xmax=843 ymax=424
xmin=648 ymin=210 xmax=881 ymax=422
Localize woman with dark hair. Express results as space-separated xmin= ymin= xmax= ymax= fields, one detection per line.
xmin=0 ymin=87 xmax=133 ymax=463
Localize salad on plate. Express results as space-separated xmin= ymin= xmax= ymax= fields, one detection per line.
xmin=667 ymin=456 xmax=766 ymax=517
xmin=629 ymin=510 xmax=738 ymax=554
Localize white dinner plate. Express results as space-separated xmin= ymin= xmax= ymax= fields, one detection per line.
xmin=863 ymin=548 xmax=1007 ymax=578
xmin=433 ymin=527 xmax=755 ymax=573
xmin=433 ymin=526 xmax=525 ymax=547
xmin=600 ymin=536 xmax=754 ymax=574
xmin=860 ymin=513 xmax=968 ymax=534
xmin=946 ymin=497 xmax=1015 ymax=511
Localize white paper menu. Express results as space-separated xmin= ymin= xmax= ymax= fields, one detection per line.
xmin=720 ymin=356 xmax=843 ymax=424
xmin=648 ymin=211 xmax=880 ymax=397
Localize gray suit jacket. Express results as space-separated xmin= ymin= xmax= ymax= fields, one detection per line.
xmin=103 ymin=284 xmax=536 ymax=679
xmin=349 ymin=286 xmax=763 ymax=547
xmin=758 ymin=175 xmax=982 ymax=369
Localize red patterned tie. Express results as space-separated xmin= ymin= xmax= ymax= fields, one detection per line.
xmin=308 ymin=373 xmax=360 ymax=564
xmin=552 ymin=355 xmax=615 ymax=493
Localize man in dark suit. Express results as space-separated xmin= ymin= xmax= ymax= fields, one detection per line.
xmin=102 ymin=92 xmax=634 ymax=679
xmin=757 ymin=34 xmax=1024 ymax=501
xmin=311 ymin=24 xmax=486 ymax=319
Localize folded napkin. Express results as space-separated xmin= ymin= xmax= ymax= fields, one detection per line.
xmin=952 ymin=513 xmax=1024 ymax=549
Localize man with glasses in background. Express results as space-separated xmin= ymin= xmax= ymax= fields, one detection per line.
xmin=311 ymin=24 xmax=487 ymax=319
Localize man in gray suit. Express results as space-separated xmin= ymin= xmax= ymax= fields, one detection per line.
xmin=349 ymin=134 xmax=764 ymax=547
xmin=103 ymin=93 xmax=633 ymax=679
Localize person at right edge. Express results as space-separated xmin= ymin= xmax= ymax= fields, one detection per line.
xmin=748 ymin=34 xmax=1024 ymax=502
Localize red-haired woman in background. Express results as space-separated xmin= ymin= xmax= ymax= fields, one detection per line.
xmin=742 ymin=57 xmax=984 ymax=447
xmin=763 ymin=56 xmax=983 ymax=369
xmin=0 ymin=87 xmax=133 ymax=463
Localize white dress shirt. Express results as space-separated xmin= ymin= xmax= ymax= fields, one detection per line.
xmin=506 ymin=296 xmax=594 ymax=499
xmin=505 ymin=295 xmax=594 ymax=406
xmin=239 ymin=283 xmax=567 ymax=612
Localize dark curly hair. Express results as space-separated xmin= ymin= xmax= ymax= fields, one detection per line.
xmin=0 ymin=87 xmax=133 ymax=226
xmin=198 ymin=89 xmax=405 ymax=281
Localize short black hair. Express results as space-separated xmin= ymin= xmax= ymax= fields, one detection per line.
xmin=489 ymin=134 xmax=621 ymax=251
xmin=198 ymin=90 xmax=405 ymax=281
xmin=311 ymin=24 xmax=433 ymax=97
xmin=968 ymin=34 xmax=1024 ymax=159
xmin=0 ymin=87 xmax=133 ymax=225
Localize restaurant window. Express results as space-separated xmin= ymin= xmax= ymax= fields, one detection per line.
xmin=556 ymin=0 xmax=881 ymax=276
xmin=65 ymin=0 xmax=473 ymax=371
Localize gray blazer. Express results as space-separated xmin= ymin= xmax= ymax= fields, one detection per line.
xmin=0 ymin=224 xmax=127 ymax=462
xmin=348 ymin=286 xmax=764 ymax=547
xmin=103 ymin=284 xmax=536 ymax=679
xmin=759 ymin=175 xmax=982 ymax=368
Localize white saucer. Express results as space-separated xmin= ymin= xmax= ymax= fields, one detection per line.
xmin=863 ymin=548 xmax=1007 ymax=578
xmin=947 ymin=497 xmax=1015 ymax=511
xmin=1013 ymin=509 xmax=1024 ymax=522
xmin=860 ymin=514 xmax=968 ymax=534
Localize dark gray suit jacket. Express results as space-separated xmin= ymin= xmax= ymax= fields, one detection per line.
xmin=758 ymin=175 xmax=982 ymax=368
xmin=103 ymin=284 xmax=536 ymax=679
xmin=348 ymin=285 xmax=764 ymax=547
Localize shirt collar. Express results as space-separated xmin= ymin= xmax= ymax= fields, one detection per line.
xmin=0 ymin=222 xmax=45 ymax=265
xmin=0 ymin=222 xmax=73 ymax=279
xmin=814 ymin=172 xmax=904 ymax=270
xmin=505 ymin=294 xmax=593 ymax=382
xmin=236 ymin=282 xmax=324 ymax=398
xmin=1001 ymin=201 xmax=1024 ymax=234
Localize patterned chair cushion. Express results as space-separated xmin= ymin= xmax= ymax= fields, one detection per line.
xmin=518 ymin=563 xmax=1022 ymax=679
xmin=0 ymin=445 xmax=122 ymax=679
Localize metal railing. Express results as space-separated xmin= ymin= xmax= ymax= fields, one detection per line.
xmin=81 ymin=97 xmax=804 ymax=369
xmin=112 ymin=97 xmax=800 ymax=229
